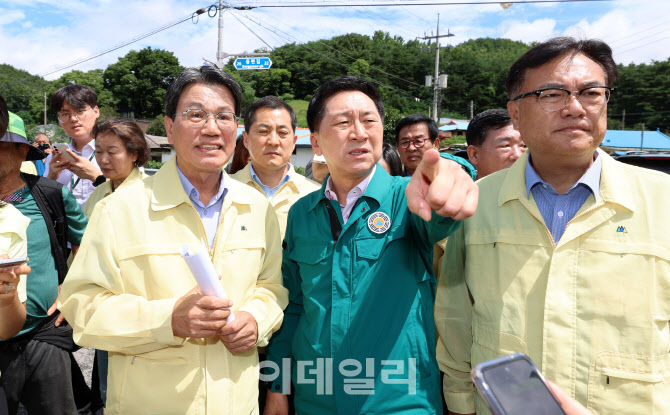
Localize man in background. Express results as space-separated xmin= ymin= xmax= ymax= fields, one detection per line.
xmin=232 ymin=96 xmax=319 ymax=236
xmin=396 ymin=113 xmax=441 ymax=176
xmin=32 ymin=133 xmax=52 ymax=176
xmin=45 ymin=85 xmax=104 ymax=208
xmin=465 ymin=109 xmax=526 ymax=180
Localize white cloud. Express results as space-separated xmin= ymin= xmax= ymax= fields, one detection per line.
xmin=0 ymin=10 xmax=25 ymax=26
xmin=500 ymin=18 xmax=558 ymax=43
xmin=0 ymin=0 xmax=668 ymax=87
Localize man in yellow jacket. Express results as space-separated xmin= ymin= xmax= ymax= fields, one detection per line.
xmin=436 ymin=37 xmax=670 ymax=415
xmin=59 ymin=66 xmax=288 ymax=415
xmin=231 ymin=96 xmax=319 ymax=237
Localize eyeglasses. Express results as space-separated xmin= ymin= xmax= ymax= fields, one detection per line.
xmin=178 ymin=109 xmax=238 ymax=130
xmin=397 ymin=138 xmax=429 ymax=149
xmin=57 ymin=107 xmax=92 ymax=123
xmin=512 ymin=86 xmax=614 ymax=112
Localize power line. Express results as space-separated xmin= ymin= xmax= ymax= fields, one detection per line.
xmin=231 ymin=0 xmax=611 ymax=7
xmin=237 ymin=11 xmax=426 ymax=89
xmin=230 ymin=9 xmax=430 ymax=105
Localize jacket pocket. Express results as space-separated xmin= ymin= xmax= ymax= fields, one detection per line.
xmin=587 ymin=351 xmax=670 ymax=415
xmin=355 ymin=222 xmax=407 ymax=261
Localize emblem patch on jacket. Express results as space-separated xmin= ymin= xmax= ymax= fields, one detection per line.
xmin=616 ymin=226 xmax=627 ymax=233
xmin=368 ymin=212 xmax=391 ymax=234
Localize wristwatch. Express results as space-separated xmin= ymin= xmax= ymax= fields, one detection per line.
xmin=93 ymin=175 xmax=107 ymax=187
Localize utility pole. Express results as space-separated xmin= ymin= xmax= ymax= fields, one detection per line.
xmin=216 ymin=0 xmax=225 ymax=69
xmin=43 ymin=92 xmax=47 ymax=133
xmin=640 ymin=123 xmax=645 ymax=150
xmin=621 ymin=109 xmax=625 ymax=130
xmin=421 ymin=14 xmax=453 ymax=123
xmin=470 ymin=100 xmax=474 ymax=119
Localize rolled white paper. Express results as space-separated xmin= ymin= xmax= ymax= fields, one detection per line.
xmin=181 ymin=243 xmax=235 ymax=322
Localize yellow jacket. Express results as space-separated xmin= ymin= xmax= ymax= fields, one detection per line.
xmin=230 ymin=163 xmax=319 ymax=238
xmin=83 ymin=167 xmax=147 ymax=218
xmin=436 ymin=149 xmax=670 ymax=415
xmin=0 ymin=203 xmax=29 ymax=302
xmin=59 ymin=158 xmax=288 ymax=415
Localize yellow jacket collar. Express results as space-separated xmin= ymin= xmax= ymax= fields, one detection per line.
xmin=498 ymin=148 xmax=635 ymax=212
xmin=151 ymin=158 xmax=252 ymax=211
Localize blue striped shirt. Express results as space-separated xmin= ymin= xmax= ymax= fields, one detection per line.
xmin=525 ymin=154 xmax=601 ymax=243
xmin=177 ymin=164 xmax=228 ymax=248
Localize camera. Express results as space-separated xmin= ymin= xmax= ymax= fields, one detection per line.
xmin=37 ymin=143 xmax=51 ymax=151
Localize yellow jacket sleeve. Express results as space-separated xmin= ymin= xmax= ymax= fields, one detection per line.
xmin=435 ymin=225 xmax=476 ymax=414
xmin=237 ymin=201 xmax=288 ymax=347
xmin=59 ymin=203 xmax=183 ymax=355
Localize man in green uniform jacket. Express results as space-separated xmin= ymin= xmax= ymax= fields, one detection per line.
xmin=264 ymin=76 xmax=478 ymax=415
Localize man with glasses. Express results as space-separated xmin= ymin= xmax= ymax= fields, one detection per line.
xmin=44 ymin=85 xmax=104 ymax=208
xmin=60 ymin=66 xmax=288 ymax=415
xmin=436 ymin=37 xmax=670 ymax=415
xmin=395 ymin=114 xmax=441 ymax=176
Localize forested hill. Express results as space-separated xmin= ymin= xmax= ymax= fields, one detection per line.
xmin=1 ymin=34 xmax=668 ymax=133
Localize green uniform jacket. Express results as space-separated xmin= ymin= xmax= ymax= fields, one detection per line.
xmin=267 ymin=158 xmax=471 ymax=415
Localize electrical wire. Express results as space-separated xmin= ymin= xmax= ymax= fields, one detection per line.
xmin=230 ymin=9 xmax=429 ymax=104
xmin=229 ymin=0 xmax=611 ymax=7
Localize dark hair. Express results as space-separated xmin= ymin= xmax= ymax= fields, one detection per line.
xmin=506 ymin=37 xmax=618 ymax=99
xmin=0 ymin=93 xmax=8 ymax=138
xmin=166 ymin=66 xmax=243 ymax=120
xmin=95 ymin=117 xmax=150 ymax=167
xmin=50 ymin=85 xmax=98 ymax=113
xmin=381 ymin=142 xmax=403 ymax=176
xmin=395 ymin=113 xmax=438 ymax=143
xmin=466 ymin=109 xmax=513 ymax=147
xmin=229 ymin=134 xmax=250 ymax=174
xmin=244 ymin=96 xmax=297 ymax=133
xmin=306 ymin=76 xmax=384 ymax=133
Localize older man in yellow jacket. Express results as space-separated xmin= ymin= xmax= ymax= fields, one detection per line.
xmin=231 ymin=96 xmax=319 ymax=237
xmin=436 ymin=37 xmax=670 ymax=415
xmin=60 ymin=67 xmax=288 ymax=415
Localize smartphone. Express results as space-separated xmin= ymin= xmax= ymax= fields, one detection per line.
xmin=471 ymin=353 xmax=565 ymax=415
xmin=53 ymin=143 xmax=75 ymax=161
xmin=0 ymin=257 xmax=29 ymax=270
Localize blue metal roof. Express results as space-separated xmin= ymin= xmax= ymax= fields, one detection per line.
xmin=601 ymin=129 xmax=670 ymax=150
xmin=438 ymin=120 xmax=469 ymax=131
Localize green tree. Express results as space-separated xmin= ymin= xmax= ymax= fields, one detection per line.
xmin=146 ymin=115 xmax=167 ymax=136
xmin=103 ymin=47 xmax=182 ymax=119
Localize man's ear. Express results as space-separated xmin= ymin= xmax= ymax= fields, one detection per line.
xmin=310 ymin=132 xmax=323 ymax=156
xmin=243 ymin=131 xmax=249 ymax=150
xmin=433 ymin=138 xmax=441 ymax=149
xmin=466 ymin=145 xmax=479 ymax=167
xmin=507 ymin=100 xmax=520 ymax=130
xmin=165 ymin=116 xmax=174 ymax=144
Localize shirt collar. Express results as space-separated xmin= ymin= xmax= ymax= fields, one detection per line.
xmin=69 ymin=138 xmax=95 ymax=155
xmin=324 ymin=165 xmax=376 ymax=205
xmin=176 ymin=162 xmax=227 ymax=208
xmin=525 ymin=152 xmax=601 ymax=198
xmin=249 ymin=162 xmax=292 ymax=192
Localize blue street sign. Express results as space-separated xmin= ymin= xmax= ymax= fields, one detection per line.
xmin=234 ymin=57 xmax=272 ymax=70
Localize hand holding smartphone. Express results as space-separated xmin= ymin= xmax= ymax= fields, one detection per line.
xmin=53 ymin=143 xmax=76 ymax=162
xmin=0 ymin=257 xmax=29 ymax=271
xmin=471 ymin=353 xmax=566 ymax=415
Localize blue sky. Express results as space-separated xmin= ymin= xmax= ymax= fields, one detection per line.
xmin=1 ymin=0 xmax=668 ymax=82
